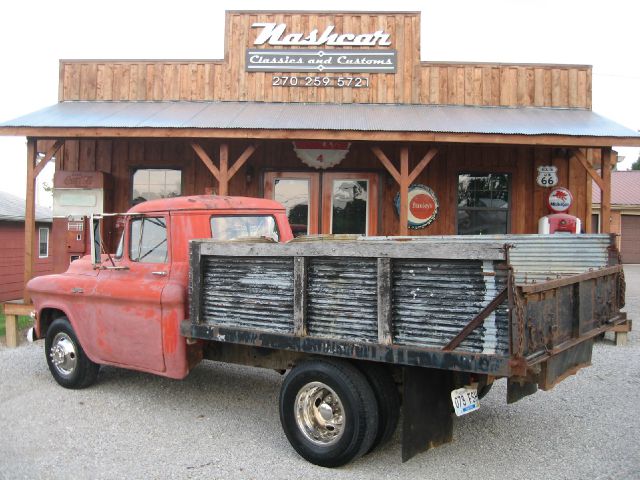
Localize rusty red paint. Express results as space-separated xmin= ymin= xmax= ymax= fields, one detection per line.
xmin=27 ymin=195 xmax=291 ymax=380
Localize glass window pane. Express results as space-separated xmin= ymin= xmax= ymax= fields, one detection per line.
xmin=274 ymin=179 xmax=309 ymax=236
xmin=331 ymin=180 xmax=368 ymax=235
xmin=457 ymin=173 xmax=510 ymax=235
xmin=132 ymin=169 xmax=182 ymax=202
xmin=130 ymin=217 xmax=168 ymax=263
xmin=210 ymin=216 xmax=279 ymax=241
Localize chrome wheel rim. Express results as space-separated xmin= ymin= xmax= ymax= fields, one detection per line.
xmin=294 ymin=381 xmax=345 ymax=446
xmin=50 ymin=332 xmax=77 ymax=377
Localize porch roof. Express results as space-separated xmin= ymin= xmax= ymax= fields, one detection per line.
xmin=1 ymin=101 xmax=639 ymax=147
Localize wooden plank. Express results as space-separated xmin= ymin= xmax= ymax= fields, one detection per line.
xmin=568 ymin=68 xmax=578 ymax=107
xmin=227 ymin=144 xmax=258 ymax=180
xmin=219 ymin=143 xmax=229 ymax=196
xmin=534 ymin=68 xmax=545 ymax=106
xmin=197 ymin=238 xmax=507 ymax=261
xmin=33 ymin=140 xmax=64 ymax=178
xmin=371 ymin=146 xmax=400 ymax=183
xmin=408 ymin=147 xmax=438 ymax=184
xmin=293 ymin=257 xmax=307 ymax=336
xmin=601 ymin=148 xmax=612 ymax=233
xmin=190 ymin=142 xmax=220 ymax=180
xmin=572 ymin=149 xmax=604 ymax=191
xmin=3 ymin=303 xmax=34 ymax=316
xmin=5 ymin=313 xmax=19 ymax=348
xmin=399 ymin=146 xmax=409 ymax=235
xmin=377 ymin=258 xmax=393 ymax=344
xmin=23 ymin=139 xmax=36 ymax=303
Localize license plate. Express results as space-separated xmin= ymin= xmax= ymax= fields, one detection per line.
xmin=451 ymin=386 xmax=479 ymax=416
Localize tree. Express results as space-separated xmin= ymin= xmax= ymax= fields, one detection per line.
xmin=632 ymin=155 xmax=640 ymax=170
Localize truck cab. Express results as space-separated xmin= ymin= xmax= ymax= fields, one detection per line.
xmin=28 ymin=195 xmax=293 ymax=379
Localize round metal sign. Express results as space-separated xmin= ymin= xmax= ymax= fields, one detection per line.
xmin=547 ymin=187 xmax=573 ymax=213
xmin=394 ymin=184 xmax=439 ymax=229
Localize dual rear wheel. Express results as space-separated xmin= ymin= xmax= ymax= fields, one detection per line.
xmin=279 ymin=358 xmax=399 ymax=467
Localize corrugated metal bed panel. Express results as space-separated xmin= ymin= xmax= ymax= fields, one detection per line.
xmin=201 ymin=257 xmax=294 ymax=332
xmin=3 ymin=101 xmax=639 ymax=138
xmin=306 ymin=257 xmax=378 ymax=342
xmin=368 ymin=234 xmax=614 ymax=283
xmin=391 ymin=259 xmax=509 ymax=355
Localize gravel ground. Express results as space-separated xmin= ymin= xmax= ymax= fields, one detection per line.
xmin=1 ymin=267 xmax=639 ymax=480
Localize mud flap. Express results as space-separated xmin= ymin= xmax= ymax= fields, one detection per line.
xmin=402 ymin=366 xmax=453 ymax=462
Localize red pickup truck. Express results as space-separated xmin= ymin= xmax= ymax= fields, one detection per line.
xmin=27 ymin=195 xmax=627 ymax=467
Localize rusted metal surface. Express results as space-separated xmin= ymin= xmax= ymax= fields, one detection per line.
xmin=180 ymin=322 xmax=512 ymax=376
xmin=368 ymin=234 xmax=616 ymax=283
xmin=391 ymin=259 xmax=509 ymax=355
xmin=200 ymin=257 xmax=295 ymax=333
xmin=306 ymin=257 xmax=378 ymax=342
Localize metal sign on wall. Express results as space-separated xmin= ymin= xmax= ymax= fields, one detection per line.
xmin=247 ymin=21 xmax=396 ymax=78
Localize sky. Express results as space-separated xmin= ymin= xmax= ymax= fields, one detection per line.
xmin=0 ymin=0 xmax=638 ymax=205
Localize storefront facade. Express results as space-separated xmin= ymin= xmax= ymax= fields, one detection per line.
xmin=2 ymin=11 xmax=640 ymax=284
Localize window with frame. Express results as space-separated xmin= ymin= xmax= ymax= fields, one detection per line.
xmin=210 ymin=215 xmax=279 ymax=242
xmin=38 ymin=227 xmax=49 ymax=258
xmin=132 ymin=169 xmax=182 ymax=203
xmin=457 ymin=173 xmax=511 ymax=235
xmin=129 ymin=217 xmax=168 ymax=263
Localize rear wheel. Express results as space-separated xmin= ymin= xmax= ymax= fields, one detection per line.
xmin=45 ymin=317 xmax=100 ymax=389
xmin=279 ymin=358 xmax=379 ymax=467
xmin=357 ymin=362 xmax=400 ymax=452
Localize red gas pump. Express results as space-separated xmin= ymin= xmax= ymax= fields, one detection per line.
xmin=538 ymin=187 xmax=581 ymax=234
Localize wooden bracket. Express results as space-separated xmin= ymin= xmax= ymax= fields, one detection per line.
xmin=191 ymin=142 xmax=258 ymax=196
xmin=33 ymin=140 xmax=64 ymax=178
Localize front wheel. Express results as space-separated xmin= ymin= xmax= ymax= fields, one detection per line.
xmin=279 ymin=358 xmax=379 ymax=467
xmin=45 ymin=317 xmax=100 ymax=389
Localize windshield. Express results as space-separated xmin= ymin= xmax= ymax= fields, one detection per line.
xmin=210 ymin=215 xmax=279 ymax=241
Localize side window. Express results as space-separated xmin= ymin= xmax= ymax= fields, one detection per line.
xmin=129 ymin=217 xmax=168 ymax=263
xmin=210 ymin=215 xmax=279 ymax=241
xmin=39 ymin=227 xmax=49 ymax=258
xmin=132 ymin=169 xmax=182 ymax=204
xmin=457 ymin=173 xmax=510 ymax=235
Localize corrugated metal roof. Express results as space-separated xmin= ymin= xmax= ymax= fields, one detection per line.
xmin=593 ymin=170 xmax=640 ymax=205
xmin=2 ymin=101 xmax=639 ymax=139
xmin=0 ymin=191 xmax=52 ymax=223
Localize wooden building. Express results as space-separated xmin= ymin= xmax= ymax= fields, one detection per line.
xmin=0 ymin=191 xmax=52 ymax=302
xmin=1 ymin=10 xmax=639 ymax=299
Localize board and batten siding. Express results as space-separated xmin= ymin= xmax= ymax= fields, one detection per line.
xmin=54 ymin=138 xmax=594 ymax=237
xmin=58 ymin=12 xmax=591 ymax=108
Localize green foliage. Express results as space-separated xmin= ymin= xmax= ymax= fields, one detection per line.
xmin=631 ymin=157 xmax=640 ymax=170
xmin=0 ymin=314 xmax=32 ymax=338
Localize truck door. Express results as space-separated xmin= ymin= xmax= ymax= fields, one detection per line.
xmin=92 ymin=215 xmax=169 ymax=372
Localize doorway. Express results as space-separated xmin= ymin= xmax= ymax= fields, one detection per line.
xmin=264 ymin=172 xmax=379 ymax=236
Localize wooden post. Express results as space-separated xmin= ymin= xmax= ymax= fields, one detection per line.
xmin=399 ymin=146 xmax=410 ymax=236
xmin=601 ymin=147 xmax=612 ymax=234
xmin=219 ymin=143 xmax=229 ymax=196
xmin=3 ymin=303 xmax=33 ymax=348
xmin=23 ymin=138 xmax=37 ymax=303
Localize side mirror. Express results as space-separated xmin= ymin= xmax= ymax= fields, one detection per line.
xmin=90 ymin=214 xmax=102 ymax=267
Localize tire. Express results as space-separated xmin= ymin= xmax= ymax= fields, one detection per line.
xmin=279 ymin=358 xmax=379 ymax=467
xmin=45 ymin=317 xmax=100 ymax=389
xmin=357 ymin=362 xmax=400 ymax=452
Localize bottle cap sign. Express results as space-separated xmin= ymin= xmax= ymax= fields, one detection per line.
xmin=547 ymin=187 xmax=573 ymax=213
xmin=394 ymin=184 xmax=439 ymax=229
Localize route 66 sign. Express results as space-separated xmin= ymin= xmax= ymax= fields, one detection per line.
xmin=537 ymin=166 xmax=558 ymax=187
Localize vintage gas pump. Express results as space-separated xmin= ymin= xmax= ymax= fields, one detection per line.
xmin=51 ymin=171 xmax=112 ymax=272
xmin=538 ymin=186 xmax=581 ymax=234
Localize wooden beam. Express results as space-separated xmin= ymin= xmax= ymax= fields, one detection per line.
xmin=408 ymin=147 xmax=438 ymax=184
xmin=33 ymin=140 xmax=64 ymax=178
xmin=3 ymin=127 xmax=640 ymax=147
xmin=371 ymin=146 xmax=400 ymax=183
xmin=23 ymin=139 xmax=36 ymax=303
xmin=571 ymin=149 xmax=604 ymax=191
xmin=399 ymin=146 xmax=410 ymax=236
xmin=190 ymin=142 xmax=220 ymax=180
xmin=219 ymin=143 xmax=229 ymax=196
xmin=227 ymin=143 xmax=258 ymax=180
xmin=600 ymin=147 xmax=612 ymax=234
